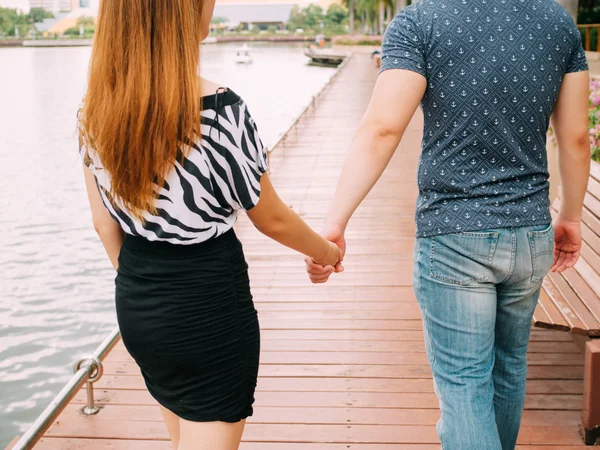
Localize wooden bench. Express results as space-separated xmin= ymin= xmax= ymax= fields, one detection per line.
xmin=532 ymin=160 xmax=600 ymax=445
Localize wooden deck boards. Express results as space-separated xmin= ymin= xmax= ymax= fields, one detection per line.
xmin=35 ymin=54 xmax=587 ymax=449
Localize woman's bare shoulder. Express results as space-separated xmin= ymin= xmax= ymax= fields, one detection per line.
xmin=199 ymin=77 xmax=223 ymax=96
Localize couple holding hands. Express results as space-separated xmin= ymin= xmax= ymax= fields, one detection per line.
xmin=79 ymin=0 xmax=591 ymax=449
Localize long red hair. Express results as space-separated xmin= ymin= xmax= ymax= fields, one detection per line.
xmin=79 ymin=0 xmax=204 ymax=218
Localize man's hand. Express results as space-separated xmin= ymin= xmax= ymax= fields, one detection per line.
xmin=552 ymin=216 xmax=582 ymax=273
xmin=305 ymin=226 xmax=346 ymax=284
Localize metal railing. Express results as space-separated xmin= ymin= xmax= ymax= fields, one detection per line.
xmin=11 ymin=327 xmax=121 ymax=450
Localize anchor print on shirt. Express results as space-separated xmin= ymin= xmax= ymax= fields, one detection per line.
xmin=383 ymin=0 xmax=587 ymax=236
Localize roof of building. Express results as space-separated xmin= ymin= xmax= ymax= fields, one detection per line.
xmin=213 ymin=3 xmax=295 ymax=25
xmin=34 ymin=12 xmax=69 ymax=32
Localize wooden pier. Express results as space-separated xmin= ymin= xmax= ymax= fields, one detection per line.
xmin=32 ymin=54 xmax=587 ymax=449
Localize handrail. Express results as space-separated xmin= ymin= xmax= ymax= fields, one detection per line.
xmin=578 ymin=24 xmax=600 ymax=52
xmin=11 ymin=327 xmax=121 ymax=450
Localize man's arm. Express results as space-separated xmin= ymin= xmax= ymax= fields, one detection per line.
xmin=550 ymin=70 xmax=591 ymax=272
xmin=324 ymin=69 xmax=426 ymax=233
xmin=306 ymin=69 xmax=426 ymax=283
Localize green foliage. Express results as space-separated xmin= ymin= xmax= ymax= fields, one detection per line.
xmin=211 ymin=16 xmax=228 ymax=25
xmin=578 ymin=6 xmax=600 ymax=24
xmin=334 ymin=35 xmax=382 ymax=45
xmin=28 ymin=7 xmax=54 ymax=23
xmin=286 ymin=6 xmax=305 ymax=32
xmin=61 ymin=17 xmax=95 ymax=37
xmin=287 ymin=3 xmax=349 ymax=34
xmin=0 ymin=7 xmax=30 ymax=36
xmin=0 ymin=6 xmax=56 ymax=37
xmin=267 ymin=25 xmax=278 ymax=33
xmin=63 ymin=26 xmax=80 ymax=36
xmin=76 ymin=17 xmax=95 ymax=27
xmin=326 ymin=3 xmax=349 ymax=25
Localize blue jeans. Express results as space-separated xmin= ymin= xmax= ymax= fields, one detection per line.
xmin=413 ymin=225 xmax=555 ymax=450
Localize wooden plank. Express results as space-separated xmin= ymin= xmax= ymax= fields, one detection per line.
xmin=260 ymin=329 xmax=426 ymax=341
xmin=573 ymin=259 xmax=600 ymax=326
xmin=586 ymin=27 xmax=591 ymax=51
xmin=533 ymin=302 xmax=553 ymax=329
xmin=110 ymin=339 xmax=430 ymax=355
xmin=97 ymin=361 xmax=583 ymax=379
xmin=255 ymin=319 xmax=425 ymax=331
xmin=33 ymin=439 xmax=593 ymax=450
xmin=255 ymin=309 xmax=424 ymax=320
xmin=580 ymin=241 xmax=600 ymax=279
xmin=586 ymin=171 xmax=600 ymax=202
xmin=590 ymin=160 xmax=600 ymax=183
xmin=551 ymin=270 xmax=600 ymax=334
xmin=257 ymin=364 xmax=585 ymax=380
xmin=50 ymin=403 xmax=585 ymax=426
xmin=254 ymin=302 xmax=422 ymax=312
xmin=56 ymin=403 xmax=444 ymax=425
xmin=247 ymin=286 xmax=417 ymax=302
xmin=71 ymin=388 xmax=583 ymax=411
xmin=544 ymin=274 xmax=590 ymax=335
xmin=534 ymin=289 xmax=570 ymax=331
xmin=101 ymin=350 xmax=582 ymax=367
xmin=96 ymin=374 xmax=582 ymax=395
xmin=43 ymin=421 xmax=584 ymax=445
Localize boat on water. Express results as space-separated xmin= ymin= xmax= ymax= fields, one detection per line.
xmin=235 ymin=44 xmax=253 ymax=64
xmin=304 ymin=45 xmax=348 ymax=67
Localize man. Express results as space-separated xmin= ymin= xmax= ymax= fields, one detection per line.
xmin=306 ymin=1 xmax=590 ymax=449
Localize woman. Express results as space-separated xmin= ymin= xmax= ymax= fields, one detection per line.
xmin=78 ymin=1 xmax=341 ymax=449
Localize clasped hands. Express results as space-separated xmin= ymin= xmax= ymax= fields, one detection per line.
xmin=305 ymin=227 xmax=346 ymax=284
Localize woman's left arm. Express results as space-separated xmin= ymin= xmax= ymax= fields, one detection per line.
xmin=83 ymin=165 xmax=124 ymax=270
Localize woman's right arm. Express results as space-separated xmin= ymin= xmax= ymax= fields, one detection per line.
xmin=246 ymin=174 xmax=341 ymax=269
xmin=83 ymin=165 xmax=124 ymax=270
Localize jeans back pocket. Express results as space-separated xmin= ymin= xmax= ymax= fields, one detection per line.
xmin=429 ymin=231 xmax=498 ymax=286
xmin=528 ymin=224 xmax=555 ymax=282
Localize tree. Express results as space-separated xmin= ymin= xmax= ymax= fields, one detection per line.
xmin=287 ymin=5 xmax=306 ymax=32
xmin=28 ymin=7 xmax=53 ymax=23
xmin=304 ymin=4 xmax=325 ymax=30
xmin=0 ymin=7 xmax=34 ymax=37
xmin=287 ymin=4 xmax=325 ymax=33
xmin=211 ymin=16 xmax=228 ymax=25
xmin=326 ymin=3 xmax=348 ymax=25
xmin=349 ymin=0 xmax=355 ymax=34
xmin=76 ymin=17 xmax=95 ymax=27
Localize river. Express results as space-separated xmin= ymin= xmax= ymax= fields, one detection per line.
xmin=0 ymin=42 xmax=336 ymax=446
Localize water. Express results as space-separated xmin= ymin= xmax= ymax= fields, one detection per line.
xmin=0 ymin=42 xmax=336 ymax=445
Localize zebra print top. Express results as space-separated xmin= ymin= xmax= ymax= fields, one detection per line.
xmin=80 ymin=89 xmax=269 ymax=245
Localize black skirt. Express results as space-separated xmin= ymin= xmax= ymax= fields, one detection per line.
xmin=115 ymin=229 xmax=260 ymax=423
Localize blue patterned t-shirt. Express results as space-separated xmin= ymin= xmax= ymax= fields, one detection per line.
xmin=381 ymin=0 xmax=588 ymax=237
